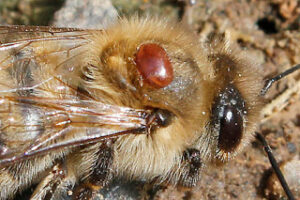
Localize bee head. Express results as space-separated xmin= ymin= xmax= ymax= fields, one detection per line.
xmin=192 ymin=43 xmax=264 ymax=163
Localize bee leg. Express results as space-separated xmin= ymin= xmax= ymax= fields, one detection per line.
xmin=72 ymin=143 xmax=113 ymax=200
xmin=179 ymin=148 xmax=202 ymax=187
xmin=30 ymin=162 xmax=76 ymax=200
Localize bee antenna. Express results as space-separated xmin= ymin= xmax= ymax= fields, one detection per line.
xmin=260 ymin=64 xmax=300 ymax=96
xmin=255 ymin=132 xmax=295 ymax=200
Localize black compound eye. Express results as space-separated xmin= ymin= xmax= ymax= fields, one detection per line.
xmin=211 ymin=85 xmax=246 ymax=153
xmin=218 ymin=105 xmax=243 ymax=152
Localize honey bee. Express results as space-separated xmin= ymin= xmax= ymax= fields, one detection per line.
xmin=0 ymin=17 xmax=294 ymax=199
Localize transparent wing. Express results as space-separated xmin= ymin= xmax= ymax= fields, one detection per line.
xmin=0 ymin=25 xmax=91 ymax=87
xmin=0 ymin=26 xmax=149 ymax=167
xmin=0 ymin=96 xmax=149 ymax=167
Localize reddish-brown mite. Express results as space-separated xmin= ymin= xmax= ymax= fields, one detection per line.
xmin=135 ymin=43 xmax=173 ymax=88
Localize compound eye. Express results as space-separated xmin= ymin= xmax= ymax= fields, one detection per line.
xmin=218 ymin=105 xmax=243 ymax=152
xmin=135 ymin=43 xmax=173 ymax=88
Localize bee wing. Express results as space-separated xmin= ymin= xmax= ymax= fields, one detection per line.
xmin=0 ymin=96 xmax=148 ymax=167
xmin=0 ymin=26 xmax=93 ymax=88
xmin=0 ymin=26 xmax=148 ymax=167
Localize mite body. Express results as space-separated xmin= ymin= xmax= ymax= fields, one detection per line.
xmin=0 ymin=18 xmax=264 ymax=199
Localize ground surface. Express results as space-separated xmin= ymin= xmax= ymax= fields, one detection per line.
xmin=1 ymin=0 xmax=300 ymax=200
